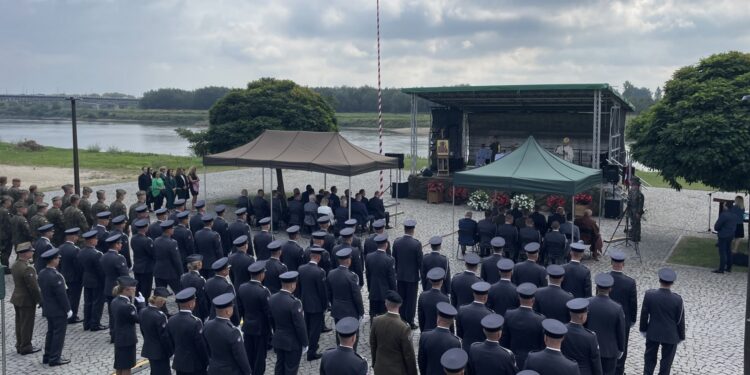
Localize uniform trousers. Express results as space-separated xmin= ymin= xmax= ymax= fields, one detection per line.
xmin=83 ymin=286 xmax=104 ymax=329
xmin=244 ymin=333 xmax=268 ymax=375
xmin=615 ymin=329 xmax=630 ymax=375
xmin=134 ymin=272 xmax=153 ymax=300
xmin=0 ymin=238 xmax=12 ymax=268
xmin=155 ymin=277 xmax=180 ymax=294
xmin=305 ymin=312 xmax=324 ymax=358
xmin=601 ymin=356 xmax=617 ymax=375
xmin=43 ymin=315 xmax=67 ymax=363
xmin=106 ymin=296 xmax=115 ymax=340
xmin=397 ymin=281 xmax=418 ymax=325
xmin=14 ymin=306 xmax=36 ymax=353
xmin=369 ymin=299 xmax=385 ymax=319
xmin=274 ymin=347 xmax=302 ymax=375
xmin=149 ymin=358 xmax=172 ymax=375
xmin=644 ymin=340 xmax=677 ymax=375
xmin=66 ymin=282 xmax=83 ymax=321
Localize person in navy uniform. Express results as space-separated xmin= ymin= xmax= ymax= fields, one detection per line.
xmin=169 ymin=287 xmax=209 ymax=374
xmin=110 ymin=215 xmax=132 ymax=268
xmin=237 ymin=261 xmax=272 ymax=375
xmin=524 ymin=319 xmax=580 ymax=375
xmin=154 ymin=220 xmax=183 ymax=294
xmin=38 ymin=248 xmax=72 ymax=366
xmin=512 ymin=243 xmax=547 ymax=288
xmin=497 ymin=214 xmax=519 ymax=260
xmin=33 ymin=223 xmax=55 ymax=274
xmin=440 ymin=347 xmax=469 ymax=375
xmin=457 ymin=281 xmax=493 ymax=352
xmin=534 ymin=265 xmax=573 ymax=323
xmin=320 ymin=317 xmax=368 ymax=375
xmin=307 ymin=224 xmax=335 ymax=272
xmin=364 ymin=219 xmax=390 ymax=257
xmin=189 ymin=200 xmax=207 ymax=235
xmin=418 ymin=302 xmax=461 ymax=375
xmin=180 ymin=254 xmax=210 ymax=321
xmin=111 ymin=276 xmax=147 ymax=375
xmin=562 ymin=242 xmax=592 ymax=298
xmin=78 ymin=229 xmax=107 ymax=331
xmin=543 ymin=221 xmax=568 ymax=265
xmin=130 ymin=219 xmax=155 ymax=300
xmin=129 ymin=205 xmax=149 ymax=235
xmin=264 ymin=240 xmax=288 ymax=294
xmin=333 ymin=227 xmax=364 ymax=287
xmin=365 ymin=233 xmax=397 ymax=317
xmin=587 ymin=273 xmax=626 ymax=375
xmin=212 ymin=205 xmax=232 ymax=255
xmin=501 ymin=283 xmax=545 ymax=368
xmin=392 ymin=219 xmax=422 ymax=329
xmin=94 ymin=211 xmax=111 ymax=252
xmin=417 ymin=267 xmax=451 ymax=332
xmin=640 ymin=268 xmax=685 ymax=375
xmin=457 ymin=211 xmax=478 ymax=257
xmin=205 ymin=257 xmax=239 ymax=325
xmin=608 ymin=251 xmax=637 ymax=375
xmin=203 ymin=293 xmax=252 ymax=375
xmin=168 ymin=198 xmax=188 ymax=222
xmin=174 ymin=211 xmax=196 ymax=271
xmin=229 ymin=208 xmax=252 ymax=252
xmin=328 ymin=248 xmax=365 ymax=324
xmin=476 ymin=211 xmax=496 ymax=257
xmin=480 ymin=237 xmax=505 ymax=284
xmin=562 ymin=298 xmax=603 ymax=375
xmin=139 ymin=287 xmax=174 ymax=375
xmin=298 ymin=247 xmax=329 ymax=360
xmin=340 ymin=219 xmax=363 ymax=251
xmin=59 ymin=227 xmax=84 ymax=324
xmin=450 ymin=253 xmax=482 ymax=309
xmin=487 ymin=258 xmax=519 ymax=315
xmin=269 ymin=271 xmax=308 ymax=375
xmin=101 ymin=233 xmax=131 ymax=343
xmin=194 ymin=213 xmax=224 ymax=279
xmin=253 ymin=217 xmax=273 ymax=260
xmin=228 ymin=235 xmax=255 ymax=287
xmin=468 ymin=313 xmax=518 ymax=375
xmin=281 ymin=225 xmax=305 ymax=271
xmin=148 ymin=208 xmax=168 ymax=240
xmin=420 ymin=236 xmax=450 ymax=294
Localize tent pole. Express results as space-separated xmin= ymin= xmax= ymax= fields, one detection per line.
xmin=348 ymin=176 xmax=352 ymax=220
xmin=203 ymin=165 xmax=207 ymax=202
xmin=598 ymin=183 xmax=604 ymax=227
xmin=394 ymin=169 xmax=399 ymax=229
xmin=452 ymin=186 xmax=456 ymax=259
xmin=324 ymin=174 xmax=327 ymax=190
xmin=270 ymin=168 xmax=274 ymax=238
xmin=261 ymin=168 xmax=265 ymax=195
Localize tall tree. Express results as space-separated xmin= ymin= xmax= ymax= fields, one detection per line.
xmin=621 ymin=81 xmax=655 ymax=114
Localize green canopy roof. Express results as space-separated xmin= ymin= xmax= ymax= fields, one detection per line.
xmin=453 ymin=136 xmax=602 ymax=195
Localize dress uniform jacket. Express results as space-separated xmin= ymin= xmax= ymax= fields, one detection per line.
xmin=365 ymin=251 xmax=397 ymax=302
xmin=639 ymin=288 xmax=686 ymax=344
xmin=487 ymin=279 xmax=519 ymax=316
xmin=417 ymin=288 xmax=450 ymax=332
xmin=252 ymin=230 xmax=272 ymax=260
xmin=609 ymin=271 xmax=637 ymax=327
xmin=332 ymin=243 xmax=364 ymax=287
xmin=131 ymin=233 xmax=155 ymax=275
xmin=534 ymin=285 xmax=573 ymax=323
xmin=195 ymin=228 xmax=223 ymax=271
xmin=281 ymin=240 xmax=305 ymax=271
xmin=512 ymin=260 xmax=548 ymax=288
xmin=228 ymin=250 xmax=254 ymax=287
xmin=139 ymin=305 xmax=174 ymax=362
xmin=393 ymin=235 xmax=423 ymax=283
xmin=203 ymin=317 xmax=252 ymax=375
xmin=501 ymin=306 xmax=545 ymax=368
xmin=543 ymin=231 xmax=568 ymax=263
xmin=418 ymin=326 xmax=461 ymax=375
xmin=11 ymin=258 xmax=42 ymax=307
xmin=153 ymin=235 xmax=183 ymax=282
xmin=237 ymin=280 xmax=272 ymax=337
xmin=78 ymin=245 xmax=105 ymax=328
xmin=480 ymin=253 xmax=504 ymax=284
xmin=204 ymin=275 xmax=239 ymax=325
xmin=59 ymin=241 xmax=83 ymax=288
xmin=450 ymin=271 xmax=482 ymax=309
xmin=320 ymin=346 xmax=368 ymax=375
xmin=173 ymin=224 xmax=195 ymax=267
xmin=524 ymin=348 xmax=581 ymax=375
xmin=213 ymin=216 xmax=232 ymax=255
xmin=269 ymin=290 xmax=308 ymax=350
xmin=469 ymin=340 xmax=518 ymax=375
xmin=263 ymin=257 xmax=288 ymax=294
xmin=457 ymin=301 xmax=493 ymax=351
xmin=587 ymin=295 xmax=626 ymax=360
xmin=186 ymin=211 xmax=202 ymax=233
xmin=562 ymin=323 xmax=603 ymax=375
xmin=93 ymin=224 xmax=109 ymax=252
xmin=497 ymin=223 xmax=519 ymax=257
xmin=180 ymin=271 xmax=209 ymax=321
xmin=147 ymin=221 xmax=163 ymax=240
xmin=298 ymin=262 xmax=329 ymax=313
xmin=32 ymin=237 xmax=53 ymax=273
xmin=167 ymin=310 xmax=209 ymax=373
xmin=228 ymin=219 xmax=252 ymax=249
xmin=370 ymin=312 xmax=418 ymax=375
xmin=562 ymin=261 xmax=592 ymax=298
xmin=364 ymin=233 xmax=391 ymax=258
xmin=38 ymin=266 xmax=71 ymax=363
xmin=420 ymin=251 xmax=451 ymax=294
xmin=327 ymin=265 xmax=365 ymax=320
xmin=100 ymin=250 xmax=129 ymax=298
xmin=110 ymin=229 xmax=132 ymax=268
xmin=518 ymin=228 xmax=541 ymax=249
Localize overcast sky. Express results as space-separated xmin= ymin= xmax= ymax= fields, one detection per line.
xmin=2 ymin=0 xmax=748 ymax=96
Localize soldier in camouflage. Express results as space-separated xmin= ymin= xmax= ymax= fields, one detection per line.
xmin=80 ymin=187 xmax=94 ymax=227
xmin=11 ymin=202 xmax=33 ymax=249
xmin=91 ymin=190 xmax=108 ymax=225
xmin=63 ymin=195 xmax=90 ymax=233
xmin=46 ymin=196 xmax=65 ymax=246
xmin=0 ymin=196 xmax=13 ymax=274
xmin=109 ymin=189 xmax=128 ymax=221
xmin=61 ymin=184 xmax=74 ymax=210
xmin=29 ymin=202 xmax=50 ymax=239
xmin=27 ymin=192 xmax=45 ymax=219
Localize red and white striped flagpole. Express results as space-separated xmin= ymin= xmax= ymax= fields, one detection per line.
xmin=376 ymin=0 xmax=384 ymax=195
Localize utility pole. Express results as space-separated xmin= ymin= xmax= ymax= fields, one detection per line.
xmin=742 ymin=94 xmax=749 ymax=375
xmin=69 ymin=97 xmax=81 ymax=195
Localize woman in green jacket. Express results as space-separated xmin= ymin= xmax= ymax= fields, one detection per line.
xmin=150 ymin=171 xmax=166 ymax=210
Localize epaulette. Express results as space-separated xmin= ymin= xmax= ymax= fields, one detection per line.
xmin=585 ymin=327 xmax=597 ymax=336
xmin=356 ymin=352 xmax=366 ymax=362
xmin=501 ymin=346 xmax=514 ymax=356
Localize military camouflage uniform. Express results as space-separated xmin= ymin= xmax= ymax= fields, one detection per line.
xmin=46 ymin=207 xmax=65 ymax=246
xmin=63 ymin=206 xmax=90 ymax=233
xmin=29 ymin=213 xmax=49 ymax=239
xmin=0 ymin=205 xmax=12 ymax=268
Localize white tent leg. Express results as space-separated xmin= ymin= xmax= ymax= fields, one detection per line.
xmin=452 ymin=186 xmax=456 ymax=259
xmin=394 ymin=169 xmax=399 ymax=229
xmin=348 ymin=176 xmax=352 ymax=220
xmin=324 ymin=173 xmax=327 ymax=190
xmin=203 ymin=165 xmax=207 ymax=201
xmin=269 ymin=168 xmax=273 ymax=238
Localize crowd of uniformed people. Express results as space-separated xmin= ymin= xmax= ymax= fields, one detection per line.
xmin=1 ymin=176 xmax=685 ymax=375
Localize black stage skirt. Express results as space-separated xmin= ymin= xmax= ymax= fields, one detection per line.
xmin=114 ymin=345 xmax=136 ymax=370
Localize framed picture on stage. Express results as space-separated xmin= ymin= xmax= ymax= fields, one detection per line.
xmin=436 ymin=139 xmax=449 ymax=157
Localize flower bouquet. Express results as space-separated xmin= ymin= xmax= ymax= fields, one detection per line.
xmin=468 ymin=190 xmax=492 ymax=211
xmin=546 ymin=195 xmax=567 ymax=210
xmin=452 ymin=187 xmax=469 ymax=204
xmin=492 ymin=192 xmax=510 ymax=208
xmin=574 ymin=193 xmax=593 ymax=205
xmin=427 ymin=180 xmax=445 ymax=203
xmin=510 ymin=194 xmax=535 ymax=211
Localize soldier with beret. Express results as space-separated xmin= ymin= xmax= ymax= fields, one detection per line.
xmin=10 ymin=242 xmax=42 ymax=355
xmin=205 ymin=257 xmax=239 ymax=325
xmin=38 ymin=248 xmax=72 ymax=366
xmin=562 ymin=242 xmax=592 ymax=298
xmin=418 ymin=302 xmax=461 ymax=375
xmin=440 ymin=347 xmax=468 ymax=375
xmin=131 ymin=219 xmax=155 ymax=300
xmin=481 ymin=237 xmax=506 ymax=284
xmin=94 ymin=211 xmax=112 ymax=252
xmin=139 ymin=287 xmax=174 ymax=375
xmin=180 ymin=254 xmax=209 ymax=321
xmin=587 ymin=273 xmax=626 ymax=375
xmin=562 ymin=298 xmax=603 ymax=375
xmin=457 ymin=281 xmax=493 ymax=352
xmin=450 ymin=253 xmax=482 ymax=309
xmin=264 ymin=240 xmax=289 ymax=294
xmin=501 ymin=283 xmax=546 ymax=368
xmin=111 ymin=276 xmax=147 ymax=374
xmin=417 ymin=267 xmax=451 ymax=332
xmin=194 ymin=213 xmax=224 ymax=279
xmin=608 ymin=251 xmax=637 ymax=375
xmin=524 ymin=319 xmax=580 ymax=375
xmin=213 ymin=205 xmax=232 ymax=255
xmin=365 ymin=233 xmax=397 ymax=317
xmin=189 ymin=200 xmax=206 ymax=235
xmin=512 ymin=243 xmax=547 ymax=288
xmin=237 ymin=261 xmax=272 ymax=375
xmin=306 ymin=229 xmax=333 ymax=273
xmin=100 ymin=233 xmax=131 ymax=343
xmin=468 ymin=313 xmax=518 ymax=375
xmin=487 ymin=258 xmax=519 ymax=316
xmin=154 ymin=220 xmax=183 ymax=294
xmin=33 ymin=223 xmax=55 ymax=274
xmin=62 ymin=194 xmax=90 ymax=233
xmin=59 ymin=227 xmax=84 ymax=324
xmin=173 ymin=210 xmax=195 ymax=271
xmin=320 ymin=317 xmax=368 ymax=375
xmin=168 ymin=287 xmax=209 ymax=374
xmin=281 ymin=225 xmax=305 ymax=271
xmin=253 ymin=217 xmax=273 ymax=260
xmin=370 ymin=291 xmax=418 ymax=375
xmin=393 ymin=219 xmax=423 ymax=329
xmin=364 ymin=219 xmax=390 ymax=258
xmin=298 ymin=247 xmax=329 ymax=361
xmin=79 ymin=230 xmax=107 ymax=331
xmin=333 ymin=227 xmax=364 ymax=286
xmin=228 ymin=235 xmax=255 ymax=287
xmin=534 ymin=265 xmax=573 ymax=323
xmin=640 ymin=268 xmax=685 ymax=375
xmin=421 ymin=236 xmax=451 ymax=294
xmin=269 ymin=271 xmax=309 ymax=375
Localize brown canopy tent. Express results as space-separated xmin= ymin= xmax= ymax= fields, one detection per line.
xmin=203 ymin=130 xmax=400 ymax=227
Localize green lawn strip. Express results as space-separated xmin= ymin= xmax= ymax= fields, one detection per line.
xmin=668 ymin=236 xmax=747 ymax=272
xmin=336 ymin=112 xmax=430 ymax=128
xmin=636 ymin=171 xmax=714 ymax=191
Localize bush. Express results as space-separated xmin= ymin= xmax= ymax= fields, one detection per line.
xmin=15 ymin=139 xmax=45 ymax=152
xmin=86 ymin=144 xmax=101 ymax=153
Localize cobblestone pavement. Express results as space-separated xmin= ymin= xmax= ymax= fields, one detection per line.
xmin=1 ymin=169 xmax=744 ymax=374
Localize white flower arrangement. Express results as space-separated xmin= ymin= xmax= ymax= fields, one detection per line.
xmin=467 ymin=190 xmax=492 ymax=211
xmin=510 ymin=194 xmax=535 ymax=211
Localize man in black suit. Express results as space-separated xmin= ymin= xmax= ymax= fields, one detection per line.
xmin=253 ymin=217 xmax=273 ymax=260
xmin=480 ymin=237 xmax=505 ymax=284
xmin=547 ymin=206 xmax=566 ymax=230
xmin=369 ymin=190 xmax=390 ymax=229
xmin=562 ymin=298 xmax=603 ymax=375
xmin=281 ymin=225 xmax=305 ymax=271
xmin=417 ymin=267 xmax=451 ymax=332
xmin=38 ymin=248 xmax=72 ymax=366
xmin=138 ymin=167 xmax=152 ymax=211
xmin=496 ymin=214 xmax=519 ymax=260
xmin=269 ymin=271 xmax=308 ymax=375
xmin=189 ymin=200 xmax=206 ymax=235
xmin=329 ymin=186 xmax=341 ymax=211
xmin=173 ymin=211 xmax=195 ymax=271
xmin=468 ymin=314 xmax=518 ymax=375
xmin=518 ymin=218 xmax=541 ymax=258
xmin=298 ymin=247 xmax=329 ymax=360
xmin=512 ymin=243 xmax=547 ymax=288
xmin=476 ymin=211 xmax=496 ymax=257
xmin=194 ymin=214 xmax=223 ymax=279
xmin=252 ymin=189 xmax=270 ymax=227
xmin=640 ymin=268 xmax=685 ymax=375
xmin=393 ymin=219 xmax=423 ymax=329
xmin=524 ymin=319 xmax=580 ymax=375
xmin=213 ymin=205 xmax=232 ymax=255
xmin=456 ymin=282 xmax=493 ymax=352
xmin=543 ymin=221 xmax=568 ymax=265
xmin=418 ymin=302 xmax=461 ymax=375
xmin=534 ymin=264 xmax=573 ymax=323
xmin=457 ymin=211 xmax=478 ymax=256
xmin=58 ymin=228 xmax=83 ymax=324
xmin=608 ymin=251 xmax=637 ymax=375
xmin=501 ymin=283 xmax=545 ymax=369
xmin=530 ymin=205 xmax=547 ymax=235
xmin=286 ymin=194 xmax=304 ymax=228
xmin=237 ymin=261 xmax=272 ymax=375
xmin=562 ymin=242 xmax=592 ymax=298
xmin=450 ymin=253 xmax=482 ymax=309
xmin=263 ymin=240 xmax=288 ymax=294
xmin=487 ymin=258 xmax=519 ymax=316
xmin=350 ymin=194 xmax=370 ymax=230
xmin=365 ymin=233 xmax=396 ymax=317
xmin=130 ymin=219 xmax=155 ymax=300
xmin=587 ymin=273 xmax=626 ymax=375
xmin=421 ymin=236 xmax=451 ymax=294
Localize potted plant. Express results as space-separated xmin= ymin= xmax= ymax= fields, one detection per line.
xmin=427 ymin=180 xmax=445 ymax=204
xmin=468 ymin=190 xmax=492 ymax=211
xmin=492 ymin=192 xmax=510 ymax=209
xmin=452 ymin=187 xmax=469 ymax=205
xmin=510 ymin=194 xmax=535 ymax=212
xmin=546 ymin=195 xmax=567 ymax=211
xmin=574 ymin=192 xmax=593 ymax=217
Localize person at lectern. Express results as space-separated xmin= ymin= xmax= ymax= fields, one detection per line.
xmin=555 ymin=137 xmax=574 ymax=162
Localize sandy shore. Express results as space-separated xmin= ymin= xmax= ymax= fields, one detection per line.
xmin=0 ymin=164 xmax=131 ymax=190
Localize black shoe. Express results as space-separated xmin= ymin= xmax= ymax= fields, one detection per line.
xmin=91 ymin=325 xmax=108 ymax=331
xmin=409 ymin=323 xmax=418 ymax=330
xmin=19 ymin=346 xmax=41 ymax=355
xmin=307 ymin=353 xmax=323 ymax=361
xmin=49 ymin=358 xmax=71 ymax=366
xmin=68 ymin=317 xmax=83 ymax=324
xmin=712 ymin=269 xmax=724 ymax=274
xmin=322 ymin=326 xmax=333 ymax=333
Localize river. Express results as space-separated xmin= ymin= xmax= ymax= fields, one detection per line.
xmin=0 ymin=119 xmax=428 ymax=157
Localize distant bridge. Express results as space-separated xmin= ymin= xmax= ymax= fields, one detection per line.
xmin=0 ymin=94 xmax=139 ymax=106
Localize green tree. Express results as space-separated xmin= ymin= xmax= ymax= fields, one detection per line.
xmin=621 ymin=81 xmax=655 ymax=114
xmin=177 ymin=78 xmax=338 ymax=156
xmin=629 ymin=51 xmax=750 ymax=191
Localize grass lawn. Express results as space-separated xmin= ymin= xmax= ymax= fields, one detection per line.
xmin=668 ymin=236 xmax=747 ymax=272
xmin=336 ymin=112 xmax=429 ymax=128
xmin=636 ymin=170 xmax=714 ymax=191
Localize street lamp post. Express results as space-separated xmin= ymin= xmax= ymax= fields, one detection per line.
xmin=69 ymin=97 xmax=81 ymax=195
xmin=742 ymin=94 xmax=749 ymax=375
